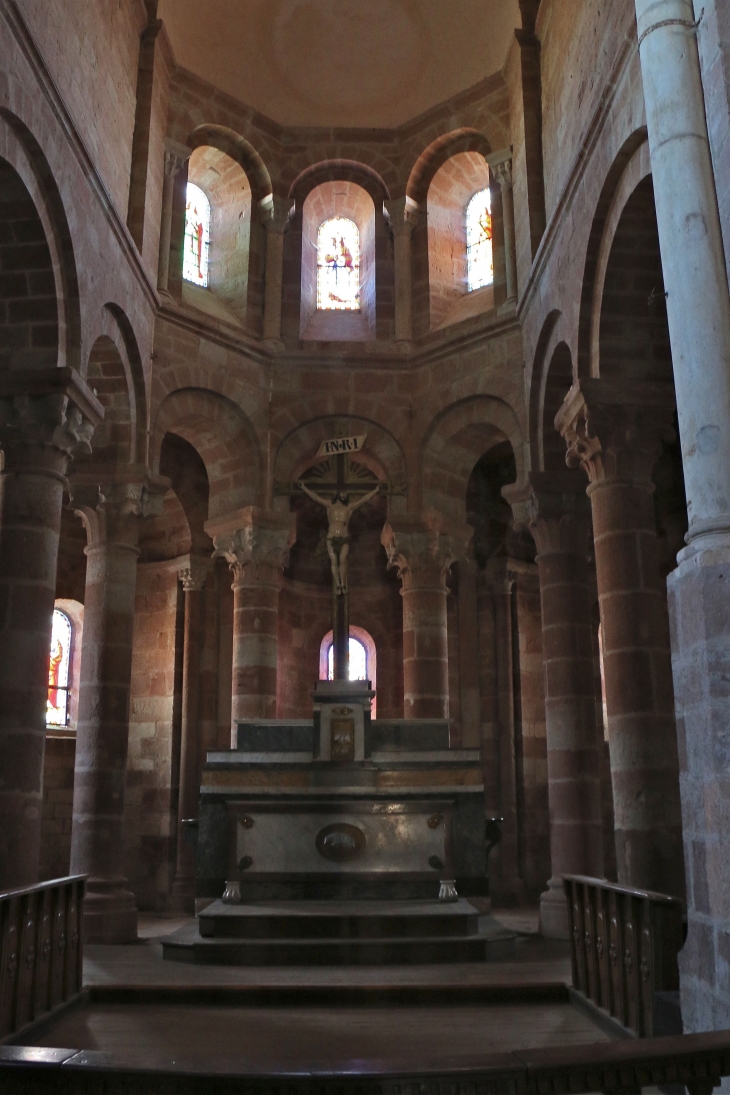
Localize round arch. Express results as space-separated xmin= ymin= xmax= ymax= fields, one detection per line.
xmin=318 ymin=625 xmax=377 ymax=714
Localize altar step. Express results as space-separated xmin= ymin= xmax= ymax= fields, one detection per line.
xmin=160 ymin=899 xmax=517 ymax=966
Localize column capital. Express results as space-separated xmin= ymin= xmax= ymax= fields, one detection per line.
xmin=0 ymin=368 xmax=103 ymax=469
xmin=505 ymin=471 xmax=593 ymax=557
xmin=384 ymin=196 xmax=423 ymax=237
xmin=489 ymin=154 xmax=514 ymax=191
xmin=258 ymin=195 xmax=293 ymax=234
xmin=381 ymin=515 xmax=469 ymax=590
xmin=178 ymin=554 xmax=212 ymax=592
xmin=207 ymin=507 xmax=293 ymax=586
xmin=69 ymin=466 xmax=170 ymax=549
xmin=164 ymin=139 xmax=191 ymax=178
xmin=555 ymin=378 xmax=676 ymax=487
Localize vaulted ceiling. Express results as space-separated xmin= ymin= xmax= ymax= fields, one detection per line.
xmin=157 ymin=0 xmax=521 ymax=129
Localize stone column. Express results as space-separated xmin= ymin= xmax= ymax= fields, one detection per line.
xmin=0 ymin=371 xmax=101 ymax=891
xmin=259 ymin=197 xmax=291 ymax=349
xmin=634 ymin=0 xmax=730 ymax=1030
xmin=485 ymin=559 xmax=525 ymax=901
xmin=170 ymin=557 xmax=210 ymax=912
xmin=209 ymin=508 xmax=291 ymax=735
xmin=456 ymin=557 xmax=481 ymax=748
xmin=382 ymin=520 xmax=465 ymax=720
xmin=556 ymin=379 xmax=684 ymax=900
xmin=69 ymin=471 xmax=167 ymax=943
xmin=157 ymin=141 xmax=190 ymax=294
xmin=492 ymin=157 xmax=518 ymax=304
xmin=384 ymin=198 xmax=420 ymax=346
xmin=510 ymin=473 xmax=604 ymax=937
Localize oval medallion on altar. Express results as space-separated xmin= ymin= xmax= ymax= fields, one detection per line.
xmin=315 ymin=823 xmax=366 ymax=862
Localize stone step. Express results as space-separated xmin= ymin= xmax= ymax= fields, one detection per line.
xmin=161 ymin=927 xmax=515 ymax=966
xmin=197 ymin=899 xmax=480 ymax=940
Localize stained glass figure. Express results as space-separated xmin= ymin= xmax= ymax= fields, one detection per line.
xmin=466 ymin=187 xmax=494 ymax=292
xmin=183 ymin=182 xmax=211 ymax=287
xmin=328 ymin=636 xmax=367 ymax=681
xmin=317 ymin=217 xmax=360 ymax=311
xmin=47 ymin=609 xmax=71 ymax=728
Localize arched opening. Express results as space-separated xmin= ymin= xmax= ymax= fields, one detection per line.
xmin=183 ymin=145 xmax=253 ymax=328
xmin=0 ymin=156 xmax=58 ymax=371
xmin=47 ymin=608 xmax=72 ymax=729
xmin=300 ymin=180 xmax=376 ymax=341
xmin=426 ymin=151 xmax=494 ymax=331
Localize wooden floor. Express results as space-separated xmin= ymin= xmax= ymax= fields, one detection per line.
xmin=12 ymin=907 xmax=618 ymax=1072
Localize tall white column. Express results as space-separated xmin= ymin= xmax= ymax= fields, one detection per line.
xmin=635 ymin=0 xmax=730 ymax=1032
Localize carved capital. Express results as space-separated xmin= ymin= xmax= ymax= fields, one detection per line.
xmin=0 ymin=368 xmax=103 ymax=472
xmin=70 ymin=468 xmax=169 ymax=549
xmin=164 ymin=140 xmax=191 ymax=178
xmin=384 ymin=197 xmax=423 ymax=238
xmin=505 ymin=471 xmax=592 ymax=557
xmin=492 ymin=157 xmax=513 ymax=192
xmin=555 ymin=379 xmax=676 ymax=487
xmin=178 ymin=555 xmax=212 ymax=592
xmin=258 ymin=195 xmax=293 ymax=235
xmin=381 ymin=516 xmax=469 ymax=591
xmin=208 ymin=507 xmax=293 ymax=587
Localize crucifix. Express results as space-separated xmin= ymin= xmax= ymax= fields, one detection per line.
xmin=292 ymin=434 xmax=385 ymax=680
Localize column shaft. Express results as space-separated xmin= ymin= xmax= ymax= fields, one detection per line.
xmin=171 ymin=577 xmax=204 ymax=909
xmin=0 ymin=446 xmax=67 ymax=889
xmin=231 ymin=571 xmax=280 ymax=722
xmin=402 ymin=578 xmax=449 ymax=720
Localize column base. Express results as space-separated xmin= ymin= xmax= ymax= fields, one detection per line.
xmin=83 ymin=878 xmax=138 ymax=944
xmin=168 ymin=876 xmax=196 ymax=915
xmin=539 ymin=877 xmax=570 ymax=939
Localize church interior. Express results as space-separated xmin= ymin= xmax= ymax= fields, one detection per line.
xmin=3 ymin=0 xmax=730 ymax=1089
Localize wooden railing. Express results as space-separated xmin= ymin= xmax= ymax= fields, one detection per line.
xmin=1 ymin=1028 xmax=729 ymax=1094
xmin=564 ymin=874 xmax=684 ymax=1038
xmin=0 ymin=875 xmax=84 ymax=1042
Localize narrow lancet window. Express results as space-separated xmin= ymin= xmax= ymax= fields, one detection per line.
xmin=317 ymin=217 xmax=360 ymax=311
xmin=466 ymin=188 xmax=494 ymax=292
xmin=183 ymin=182 xmax=211 ymax=287
xmin=47 ymin=609 xmax=72 ymax=728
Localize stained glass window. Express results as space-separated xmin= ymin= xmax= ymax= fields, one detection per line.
xmin=328 ymin=636 xmax=367 ymax=681
xmin=466 ymin=188 xmax=494 ymax=292
xmin=183 ymin=182 xmax=211 ymax=288
xmin=317 ymin=217 xmax=360 ymax=311
xmin=47 ymin=609 xmax=72 ymax=728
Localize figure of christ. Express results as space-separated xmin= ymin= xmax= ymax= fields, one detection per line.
xmin=298 ymin=481 xmax=384 ymax=595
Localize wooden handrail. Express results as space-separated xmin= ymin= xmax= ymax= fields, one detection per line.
xmin=0 ymin=875 xmax=85 ymax=1043
xmin=1 ymin=1027 xmax=729 ymax=1093
xmin=564 ymin=874 xmax=684 ymax=1038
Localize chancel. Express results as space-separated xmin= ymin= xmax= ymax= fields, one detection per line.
xmin=4 ymin=0 xmax=730 ymax=1088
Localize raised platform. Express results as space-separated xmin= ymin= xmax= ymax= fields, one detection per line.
xmin=161 ymin=899 xmax=516 ymax=966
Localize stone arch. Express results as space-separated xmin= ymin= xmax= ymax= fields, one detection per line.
xmin=151 ymin=389 xmax=263 ymax=519
xmin=421 ymin=395 xmax=524 ymax=524
xmin=577 ymin=129 xmax=650 ymax=378
xmin=406 ymin=129 xmax=492 ymax=207
xmin=527 ymin=311 xmax=578 ymax=473
xmin=187 ymin=124 xmax=272 ymax=206
xmin=289 ymin=161 xmax=390 ymax=207
xmin=273 ymin=415 xmax=408 ymax=518
xmin=0 ymin=107 xmax=81 ymax=373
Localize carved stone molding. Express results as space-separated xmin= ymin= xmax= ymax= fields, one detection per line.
xmin=0 ymin=368 xmax=103 ymax=472
xmin=70 ymin=468 xmax=169 ymax=549
xmin=208 ymin=507 xmax=293 ymax=587
xmin=383 ymin=196 xmax=423 ymax=238
xmin=381 ymin=516 xmax=469 ymax=591
xmin=258 ymin=195 xmax=293 ymax=235
xmin=555 ymin=379 xmax=676 ymax=487
xmin=163 ymin=139 xmax=191 ymax=178
xmin=178 ymin=555 xmax=213 ymax=593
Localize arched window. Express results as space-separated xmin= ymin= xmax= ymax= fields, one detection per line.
xmin=183 ymin=182 xmax=211 ymax=287
xmin=317 ymin=217 xmax=360 ymax=311
xmin=47 ymin=609 xmax=72 ymax=728
xmin=466 ymin=188 xmax=494 ymax=292
xmin=327 ymin=636 xmax=368 ymax=681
